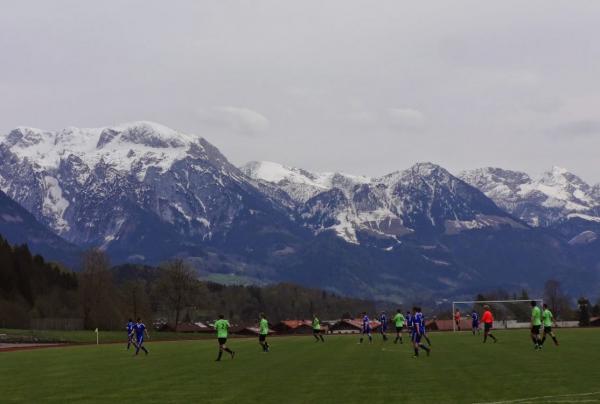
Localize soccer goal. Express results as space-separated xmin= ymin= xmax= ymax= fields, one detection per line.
xmin=451 ymin=299 xmax=543 ymax=332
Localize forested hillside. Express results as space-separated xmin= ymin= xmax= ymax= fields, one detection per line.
xmin=0 ymin=235 xmax=79 ymax=328
xmin=0 ymin=235 xmax=376 ymax=330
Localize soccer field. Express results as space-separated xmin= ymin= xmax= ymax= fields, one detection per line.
xmin=1 ymin=328 xmax=599 ymax=404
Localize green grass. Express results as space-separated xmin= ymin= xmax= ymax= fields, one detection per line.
xmin=0 ymin=328 xmax=212 ymax=344
xmin=1 ymin=329 xmax=600 ymax=403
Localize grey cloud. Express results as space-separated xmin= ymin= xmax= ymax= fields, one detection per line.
xmin=197 ymin=107 xmax=270 ymax=136
xmin=386 ymin=108 xmax=426 ymax=131
xmin=1 ymin=1 xmax=600 ymax=182
xmin=547 ymin=120 xmax=600 ymax=139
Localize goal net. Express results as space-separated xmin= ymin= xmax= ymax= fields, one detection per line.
xmin=451 ymin=299 xmax=543 ymax=331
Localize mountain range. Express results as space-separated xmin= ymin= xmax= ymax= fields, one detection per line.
xmin=459 ymin=166 xmax=600 ymax=228
xmin=1 ymin=121 xmax=599 ymax=302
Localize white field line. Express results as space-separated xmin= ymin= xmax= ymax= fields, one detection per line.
xmin=473 ymin=391 xmax=600 ymax=404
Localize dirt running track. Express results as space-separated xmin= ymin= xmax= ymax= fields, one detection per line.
xmin=0 ymin=343 xmax=68 ymax=352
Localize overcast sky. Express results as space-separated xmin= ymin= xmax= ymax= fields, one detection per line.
xmin=1 ymin=1 xmax=599 ymax=182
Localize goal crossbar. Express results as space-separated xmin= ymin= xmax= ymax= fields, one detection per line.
xmin=452 ymin=298 xmax=543 ymax=332
xmin=453 ymin=299 xmax=542 ymax=304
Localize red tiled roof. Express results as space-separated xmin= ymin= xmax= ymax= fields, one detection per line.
xmin=279 ymin=320 xmax=313 ymax=329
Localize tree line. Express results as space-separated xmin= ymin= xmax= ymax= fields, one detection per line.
xmin=0 ymin=235 xmax=376 ymax=330
xmin=2 ymin=234 xmax=598 ymax=330
xmin=435 ymin=282 xmax=595 ymax=325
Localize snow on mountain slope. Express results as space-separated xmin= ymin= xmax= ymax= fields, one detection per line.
xmin=460 ymin=166 xmax=600 ymax=226
xmin=368 ymin=163 xmax=522 ymax=236
xmin=241 ymin=161 xmax=370 ymax=203
xmin=2 ymin=122 xmax=200 ymax=181
xmin=247 ymin=161 xmax=523 ymax=244
xmin=531 ymin=166 xmax=595 ymax=210
xmin=0 ymin=122 xmax=285 ymax=255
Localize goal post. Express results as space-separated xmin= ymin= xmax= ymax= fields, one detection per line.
xmin=452 ymin=299 xmax=543 ymax=332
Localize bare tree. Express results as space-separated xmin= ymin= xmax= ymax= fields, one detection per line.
xmin=543 ymin=279 xmax=573 ymax=319
xmin=121 ymin=279 xmax=151 ymax=320
xmin=155 ymin=259 xmax=198 ymax=327
xmin=79 ymin=249 xmax=117 ymax=329
xmin=544 ymin=279 xmax=561 ymax=314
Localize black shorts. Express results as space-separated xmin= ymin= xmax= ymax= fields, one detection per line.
xmin=218 ymin=337 xmax=227 ymax=345
xmin=313 ymin=329 xmax=320 ymax=334
xmin=484 ymin=323 xmax=492 ymax=332
xmin=544 ymin=326 xmax=552 ymax=333
xmin=395 ymin=326 xmax=403 ymax=332
xmin=259 ymin=334 xmax=266 ymax=342
xmin=531 ymin=325 xmax=541 ymax=335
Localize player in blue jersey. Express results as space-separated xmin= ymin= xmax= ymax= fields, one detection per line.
xmin=126 ymin=318 xmax=135 ymax=350
xmin=420 ymin=310 xmax=432 ymax=346
xmin=130 ymin=317 xmax=149 ymax=356
xmin=411 ymin=307 xmax=430 ymax=357
xmin=471 ymin=310 xmax=480 ymax=335
xmin=379 ymin=311 xmax=388 ymax=341
xmin=359 ymin=312 xmax=372 ymax=344
xmin=406 ymin=310 xmax=413 ymax=339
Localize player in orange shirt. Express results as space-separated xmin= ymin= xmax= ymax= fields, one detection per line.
xmin=454 ymin=309 xmax=461 ymax=331
xmin=481 ymin=305 xmax=497 ymax=343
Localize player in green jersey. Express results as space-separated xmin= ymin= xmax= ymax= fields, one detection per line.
xmin=258 ymin=313 xmax=270 ymax=352
xmin=540 ymin=304 xmax=559 ymax=347
xmin=214 ymin=314 xmax=235 ymax=361
xmin=530 ymin=301 xmax=542 ymax=350
xmin=392 ymin=309 xmax=405 ymax=344
xmin=312 ymin=314 xmax=325 ymax=342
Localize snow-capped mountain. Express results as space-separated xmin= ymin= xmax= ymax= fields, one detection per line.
xmin=0 ymin=122 xmax=298 ymax=261
xmin=241 ymin=161 xmax=598 ymax=299
xmin=2 ymin=122 xmax=599 ymax=301
xmin=240 ymin=161 xmax=370 ymax=204
xmin=245 ymin=161 xmax=524 ymax=244
xmin=459 ymin=166 xmax=600 ymax=226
